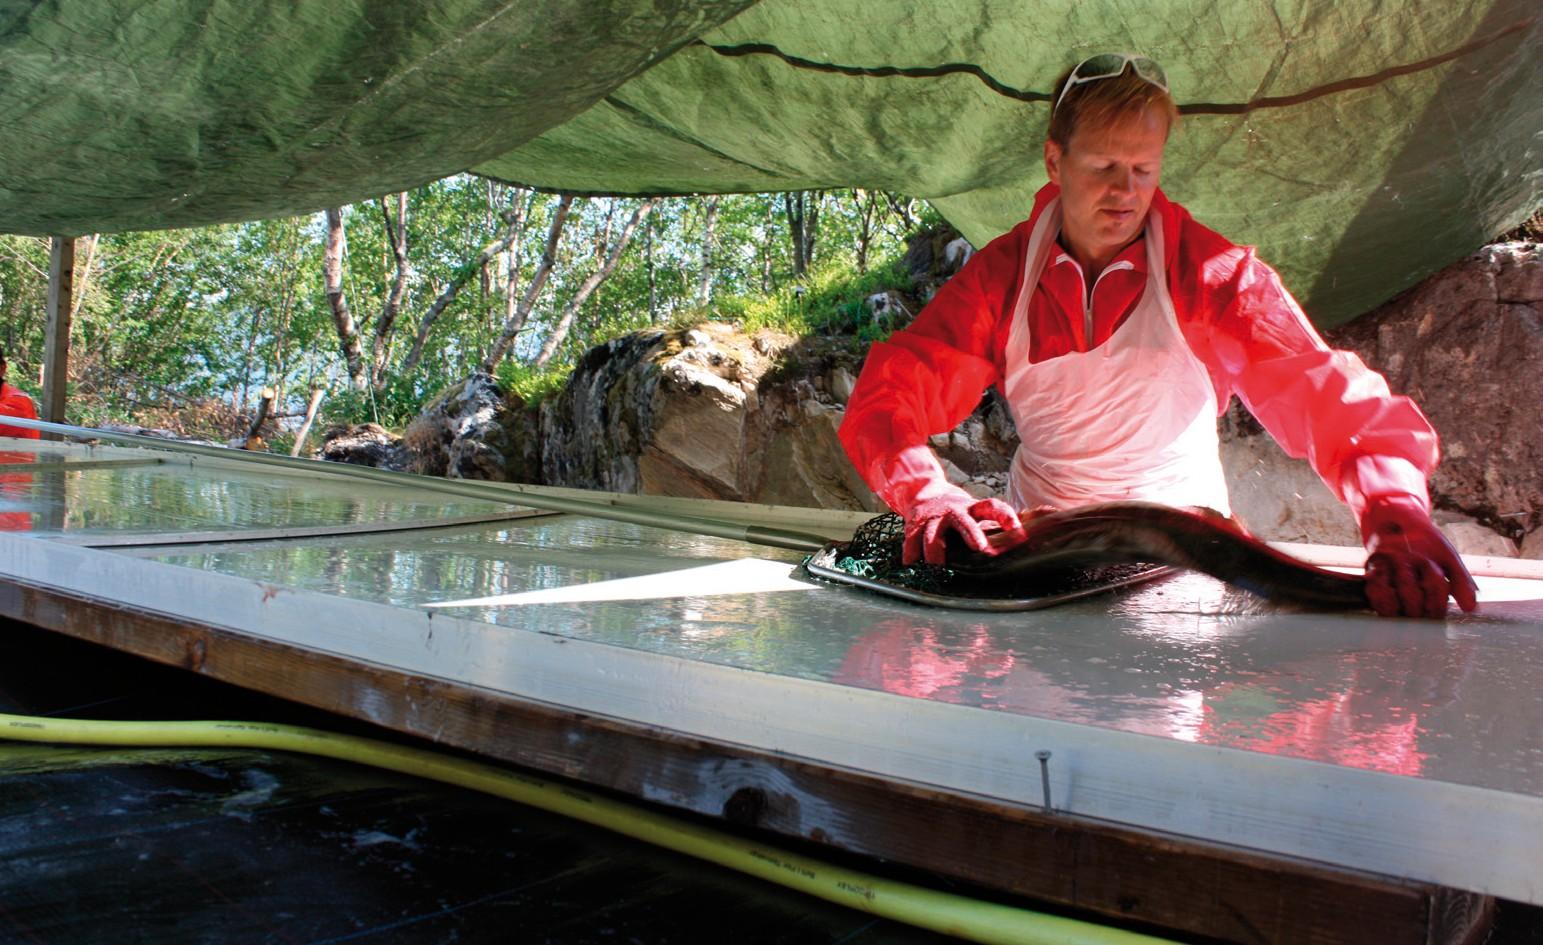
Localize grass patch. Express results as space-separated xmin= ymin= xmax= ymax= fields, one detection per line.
xmin=494 ymin=361 xmax=571 ymax=406
xmin=682 ymin=256 xmax=910 ymax=344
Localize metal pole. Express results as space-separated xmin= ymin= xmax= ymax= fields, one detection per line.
xmin=42 ymin=237 xmax=76 ymax=438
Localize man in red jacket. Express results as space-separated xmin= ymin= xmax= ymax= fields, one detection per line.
xmin=838 ymin=54 xmax=1476 ymax=619
xmin=0 ymin=351 xmax=40 ymax=440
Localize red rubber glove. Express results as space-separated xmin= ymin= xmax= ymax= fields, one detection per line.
xmin=1360 ymin=496 xmax=1479 ymax=618
xmin=872 ymin=445 xmax=1026 ymax=565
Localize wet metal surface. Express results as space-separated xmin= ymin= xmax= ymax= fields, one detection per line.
xmin=142 ymin=517 xmax=1543 ymax=799
xmin=6 ymin=441 xmax=1543 ymax=801
xmin=0 ymin=443 xmax=509 ymax=538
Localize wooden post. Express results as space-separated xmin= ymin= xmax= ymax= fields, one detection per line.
xmin=42 ymin=237 xmax=75 ymax=438
xmin=290 ymin=386 xmax=327 ymax=457
xmin=243 ymin=386 xmax=276 ymax=450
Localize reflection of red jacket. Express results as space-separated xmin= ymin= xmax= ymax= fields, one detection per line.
xmin=839 ymin=183 xmax=1438 ymax=528
xmin=0 ymin=383 xmax=39 ymax=439
xmin=0 ymin=448 xmax=32 ymax=532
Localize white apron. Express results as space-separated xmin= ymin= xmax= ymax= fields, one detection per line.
xmin=1002 ymin=198 xmax=1230 ymax=514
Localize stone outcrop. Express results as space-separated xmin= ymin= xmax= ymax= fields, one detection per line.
xmin=1326 ymin=242 xmax=1541 ymax=552
xmin=539 ymin=324 xmax=880 ymax=509
xmin=900 ymin=223 xmax=974 ymax=302
xmin=401 ymin=372 xmax=540 ymax=482
xmin=1216 ymin=405 xmax=1362 ymax=546
xmin=319 ymin=423 xmax=408 ymax=471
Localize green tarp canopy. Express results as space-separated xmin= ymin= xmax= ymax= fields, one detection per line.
xmin=0 ymin=0 xmax=1537 ymax=325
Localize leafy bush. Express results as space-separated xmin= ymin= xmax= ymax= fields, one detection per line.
xmin=320 ymin=374 xmax=426 ymax=430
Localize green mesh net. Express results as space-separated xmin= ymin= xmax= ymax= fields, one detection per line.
xmin=826 ymin=512 xmax=958 ymax=594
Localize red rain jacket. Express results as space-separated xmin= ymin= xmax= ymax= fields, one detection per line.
xmin=0 ymin=383 xmax=39 ymax=439
xmin=838 ymin=183 xmax=1437 ymax=529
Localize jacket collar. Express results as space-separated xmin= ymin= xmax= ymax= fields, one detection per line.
xmin=1027 ymin=182 xmax=1179 ymax=273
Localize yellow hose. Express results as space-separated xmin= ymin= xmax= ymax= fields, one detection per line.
xmin=0 ymin=712 xmax=1176 ymax=945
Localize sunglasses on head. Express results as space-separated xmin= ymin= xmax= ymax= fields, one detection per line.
xmin=1054 ymin=53 xmax=1169 ymax=115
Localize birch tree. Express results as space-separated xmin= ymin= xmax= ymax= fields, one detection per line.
xmin=400 ymin=188 xmax=533 ymax=378
xmin=322 ymin=208 xmax=368 ymax=391
xmin=480 ymin=193 xmax=575 ymax=370
xmin=697 ymin=196 xmax=719 ymax=306
xmin=369 ymin=192 xmax=411 ymax=389
xmin=534 ymin=197 xmax=659 ymax=367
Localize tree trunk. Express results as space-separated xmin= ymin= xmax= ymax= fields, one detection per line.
xmin=237 ymin=304 xmax=264 ymax=416
xmin=803 ymin=190 xmax=821 ymax=270
xmin=697 ymin=196 xmax=719 ymax=307
xmin=323 ymin=208 xmax=368 ymax=391
xmin=401 ymin=192 xmax=531 ymax=378
xmin=480 ymin=194 xmax=575 ymax=370
xmin=369 ymin=192 xmax=411 ymax=390
xmin=290 ymin=386 xmax=327 ymax=457
xmin=761 ymin=199 xmax=775 ymax=292
xmin=534 ymin=198 xmax=659 ymax=368
xmin=782 ymin=190 xmax=823 ymax=277
xmin=69 ymin=234 xmax=100 ymax=323
xmin=500 ymin=190 xmax=536 ymax=332
xmin=268 ymin=225 xmax=302 ymax=420
xmin=783 ymin=192 xmax=807 ymax=277
xmin=243 ymin=386 xmax=275 ymax=449
xmin=853 ymin=189 xmax=878 ymax=274
xmin=646 ymin=215 xmax=658 ymax=323
xmin=885 ymin=192 xmax=918 ymax=231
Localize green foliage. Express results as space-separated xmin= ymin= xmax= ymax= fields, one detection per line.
xmin=321 ymin=375 xmax=426 ymax=430
xmin=702 ymin=255 xmax=910 ymax=342
xmin=494 ymin=360 xmax=569 ymax=406
xmin=0 ymin=182 xmax=934 ymax=435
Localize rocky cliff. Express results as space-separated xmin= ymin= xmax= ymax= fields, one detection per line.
xmin=326 ymin=237 xmax=1542 ymax=556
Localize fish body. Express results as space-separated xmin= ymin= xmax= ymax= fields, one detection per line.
xmin=949 ymin=501 xmax=1367 ymax=609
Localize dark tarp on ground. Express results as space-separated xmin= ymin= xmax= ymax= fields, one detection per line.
xmin=0 ymin=0 xmax=1538 ymax=324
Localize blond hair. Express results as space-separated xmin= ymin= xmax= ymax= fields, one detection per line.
xmin=1048 ymin=63 xmax=1179 ymax=148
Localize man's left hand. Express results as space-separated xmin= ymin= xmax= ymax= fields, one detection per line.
xmin=1362 ymin=497 xmax=1479 ymax=618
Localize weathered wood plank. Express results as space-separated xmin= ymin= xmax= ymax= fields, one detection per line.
xmin=0 ymin=577 xmax=1492 ymax=945
xmin=41 ymin=237 xmax=74 ymax=435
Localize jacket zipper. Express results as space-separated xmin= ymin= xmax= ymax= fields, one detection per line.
xmin=1079 ymin=260 xmax=1136 ymax=348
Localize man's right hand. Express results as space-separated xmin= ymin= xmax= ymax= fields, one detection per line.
xmin=902 ymin=493 xmax=1025 ymax=566
xmin=872 ymin=444 xmax=1028 ymax=566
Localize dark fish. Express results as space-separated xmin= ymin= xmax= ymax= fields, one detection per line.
xmin=948 ymin=501 xmax=1368 ymax=609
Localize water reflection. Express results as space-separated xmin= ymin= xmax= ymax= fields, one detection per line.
xmin=122 ymin=481 xmax=1540 ymax=794
xmin=0 ymin=452 xmax=510 ymax=537
xmin=0 ymin=450 xmax=34 ymax=532
xmin=832 ymin=575 xmax=1482 ymax=779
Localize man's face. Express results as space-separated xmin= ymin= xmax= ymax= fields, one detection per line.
xmin=1043 ymin=105 xmax=1169 ymax=268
